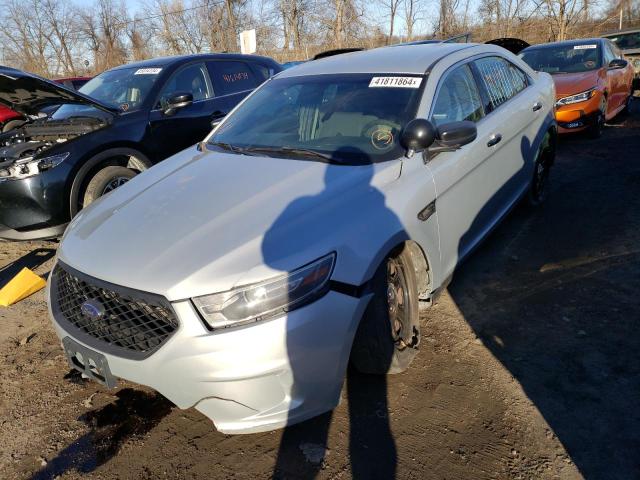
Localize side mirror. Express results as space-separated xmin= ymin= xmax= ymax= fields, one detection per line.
xmin=400 ymin=118 xmax=436 ymax=157
xmin=425 ymin=121 xmax=478 ymax=160
xmin=163 ymin=92 xmax=193 ymax=116
xmin=437 ymin=121 xmax=477 ymax=147
xmin=608 ymin=58 xmax=628 ymax=70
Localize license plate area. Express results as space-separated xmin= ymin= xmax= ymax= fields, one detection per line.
xmin=62 ymin=337 xmax=117 ymax=388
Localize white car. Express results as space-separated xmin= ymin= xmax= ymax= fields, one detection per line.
xmin=48 ymin=43 xmax=556 ymax=434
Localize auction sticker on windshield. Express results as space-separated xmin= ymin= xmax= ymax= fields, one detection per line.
xmin=573 ymin=45 xmax=597 ymax=49
xmin=369 ymin=77 xmax=422 ymax=88
xmin=134 ymin=68 xmax=162 ymax=75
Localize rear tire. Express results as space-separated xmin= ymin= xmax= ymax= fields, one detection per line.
xmin=527 ymin=133 xmax=554 ymax=207
xmin=82 ymin=166 xmax=137 ymax=207
xmin=350 ymin=244 xmax=421 ymax=375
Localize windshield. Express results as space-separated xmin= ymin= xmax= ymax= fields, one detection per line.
xmin=77 ymin=66 xmax=161 ymax=111
xmin=49 ymin=103 xmax=112 ymax=121
xmin=208 ymin=74 xmax=423 ymax=165
xmin=520 ymin=44 xmax=602 ymax=73
xmin=605 ymin=31 xmax=640 ymax=51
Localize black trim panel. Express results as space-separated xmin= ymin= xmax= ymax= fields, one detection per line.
xmin=329 ymin=279 xmax=372 ymax=298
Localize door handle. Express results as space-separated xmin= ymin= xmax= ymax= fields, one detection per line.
xmin=532 ymin=101 xmax=543 ymax=111
xmin=487 ymin=133 xmax=502 ymax=147
xmin=210 ymin=111 xmax=227 ymax=129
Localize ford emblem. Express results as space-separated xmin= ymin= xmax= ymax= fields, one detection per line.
xmin=81 ymin=299 xmax=105 ymax=319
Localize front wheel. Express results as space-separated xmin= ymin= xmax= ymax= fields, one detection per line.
xmin=83 ymin=166 xmax=137 ymax=207
xmin=350 ymin=244 xmax=421 ymax=375
xmin=588 ymin=98 xmax=606 ymax=139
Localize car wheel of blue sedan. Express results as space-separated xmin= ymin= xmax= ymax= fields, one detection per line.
xmin=83 ymin=165 xmax=137 ymax=207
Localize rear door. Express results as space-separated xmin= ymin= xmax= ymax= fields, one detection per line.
xmin=471 ymin=56 xmax=543 ymax=218
xmin=205 ymin=60 xmax=260 ymax=122
xmin=603 ymin=40 xmax=625 ymax=114
xmin=147 ymin=62 xmax=216 ymax=160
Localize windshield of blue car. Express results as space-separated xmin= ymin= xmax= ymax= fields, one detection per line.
xmin=520 ymin=44 xmax=602 ymax=73
xmin=208 ymin=73 xmax=424 ymax=165
xmin=82 ymin=66 xmax=161 ymax=111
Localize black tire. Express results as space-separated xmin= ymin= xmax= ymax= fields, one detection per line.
xmin=350 ymin=244 xmax=421 ymax=375
xmin=622 ymin=88 xmax=634 ymax=115
xmin=527 ymin=132 xmax=554 ymax=207
xmin=82 ymin=166 xmax=137 ymax=207
xmin=588 ymin=99 xmax=606 ymax=139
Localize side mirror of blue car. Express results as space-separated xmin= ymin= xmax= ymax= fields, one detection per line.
xmin=163 ymin=92 xmax=193 ymax=116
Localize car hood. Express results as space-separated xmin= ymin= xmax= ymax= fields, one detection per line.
xmin=58 ymin=146 xmax=402 ymax=301
xmin=0 ymin=66 xmax=116 ymax=116
xmin=552 ymin=70 xmax=601 ymax=97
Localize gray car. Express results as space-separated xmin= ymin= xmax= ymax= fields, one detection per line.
xmin=48 ymin=43 xmax=557 ymax=434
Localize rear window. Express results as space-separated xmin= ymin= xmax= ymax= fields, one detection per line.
xmin=207 ymin=61 xmax=258 ymax=96
xmin=474 ymin=57 xmax=528 ymax=109
xmin=251 ymin=63 xmax=275 ymax=83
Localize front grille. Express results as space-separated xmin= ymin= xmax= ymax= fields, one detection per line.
xmin=51 ymin=263 xmax=179 ymax=359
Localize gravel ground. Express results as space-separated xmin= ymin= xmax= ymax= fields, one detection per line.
xmin=0 ymin=100 xmax=638 ymax=480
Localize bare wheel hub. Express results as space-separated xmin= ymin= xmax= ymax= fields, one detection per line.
xmin=387 ymin=259 xmax=417 ymax=350
xmin=102 ymin=176 xmax=130 ymax=195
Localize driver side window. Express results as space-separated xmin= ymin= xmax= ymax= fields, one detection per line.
xmin=157 ymin=63 xmax=212 ymax=109
xmin=431 ymin=64 xmax=484 ymax=127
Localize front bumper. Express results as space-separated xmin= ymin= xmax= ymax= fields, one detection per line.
xmin=49 ymin=280 xmax=370 ymax=434
xmin=0 ymin=166 xmax=70 ymax=239
xmin=555 ymin=91 xmax=602 ymax=134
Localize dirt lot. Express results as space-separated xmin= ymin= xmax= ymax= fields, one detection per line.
xmin=1 ymin=101 xmax=639 ymax=480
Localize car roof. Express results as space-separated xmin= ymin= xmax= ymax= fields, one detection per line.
xmin=108 ymin=53 xmax=277 ymax=71
xmin=277 ymin=43 xmax=477 ymax=77
xmin=522 ymin=38 xmax=605 ymax=51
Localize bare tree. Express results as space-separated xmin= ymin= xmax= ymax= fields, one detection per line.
xmin=0 ymin=0 xmax=58 ymax=75
xmin=543 ymin=0 xmax=589 ymax=40
xmin=402 ymin=0 xmax=423 ymax=41
xmin=41 ymin=0 xmax=80 ymax=75
xmin=378 ymin=0 xmax=402 ymax=43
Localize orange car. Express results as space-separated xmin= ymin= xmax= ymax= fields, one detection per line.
xmin=520 ymin=38 xmax=635 ymax=137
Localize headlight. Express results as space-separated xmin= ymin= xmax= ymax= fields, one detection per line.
xmin=0 ymin=152 xmax=70 ymax=180
xmin=555 ymin=89 xmax=596 ymax=107
xmin=192 ymin=253 xmax=336 ymax=329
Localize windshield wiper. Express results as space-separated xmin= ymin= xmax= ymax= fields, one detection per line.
xmin=208 ymin=141 xmax=243 ymax=154
xmin=241 ymin=145 xmax=337 ymax=162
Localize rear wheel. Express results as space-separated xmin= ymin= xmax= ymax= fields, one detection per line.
xmin=82 ymin=166 xmax=137 ymax=207
xmin=527 ymin=133 xmax=554 ymax=207
xmin=350 ymin=244 xmax=421 ymax=375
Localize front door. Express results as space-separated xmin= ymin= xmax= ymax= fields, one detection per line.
xmin=147 ymin=62 xmax=218 ymax=161
xmin=427 ymin=56 xmax=534 ymax=275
